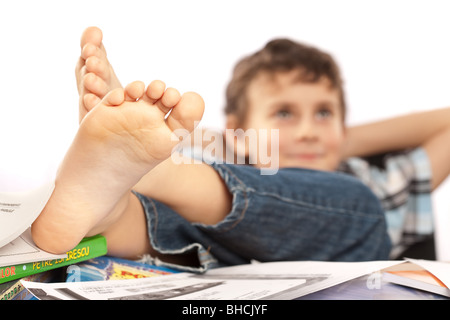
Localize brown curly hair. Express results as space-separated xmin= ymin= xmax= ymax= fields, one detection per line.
xmin=224 ymin=38 xmax=346 ymax=125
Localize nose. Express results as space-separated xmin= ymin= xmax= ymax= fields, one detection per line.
xmin=294 ymin=117 xmax=318 ymax=142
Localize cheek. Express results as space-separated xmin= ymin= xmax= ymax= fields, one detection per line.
xmin=323 ymin=127 xmax=346 ymax=157
xmin=326 ymin=132 xmax=344 ymax=149
xmin=275 ymin=130 xmax=291 ymax=153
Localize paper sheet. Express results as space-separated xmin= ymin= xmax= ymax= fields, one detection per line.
xmin=21 ymin=260 xmax=402 ymax=300
xmin=0 ymin=179 xmax=54 ymax=248
xmin=0 ymin=228 xmax=66 ymax=267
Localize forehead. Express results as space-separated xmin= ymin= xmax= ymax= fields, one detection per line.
xmin=248 ymin=70 xmax=338 ymax=98
xmin=244 ymin=70 xmax=345 ymax=122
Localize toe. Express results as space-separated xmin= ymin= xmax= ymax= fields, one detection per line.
xmin=124 ymin=81 xmax=145 ymax=101
xmin=146 ymin=80 xmax=166 ymax=103
xmin=83 ymin=73 xmax=109 ymax=97
xmin=81 ymin=43 xmax=106 ymax=61
xmin=85 ymin=56 xmax=110 ymax=80
xmin=154 ymin=87 xmax=181 ymax=114
xmin=166 ymin=92 xmax=205 ymax=132
xmin=84 ymin=93 xmax=101 ymax=111
xmin=80 ymin=26 xmax=103 ymax=49
xmin=102 ymin=88 xmax=125 ymax=107
xmin=161 ymin=88 xmax=181 ymax=108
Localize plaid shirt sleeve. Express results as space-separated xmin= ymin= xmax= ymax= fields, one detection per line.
xmin=338 ymin=147 xmax=433 ymax=258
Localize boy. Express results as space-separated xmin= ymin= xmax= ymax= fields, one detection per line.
xmin=222 ymin=38 xmax=450 ymax=259
xmin=32 ymin=27 xmax=397 ymax=271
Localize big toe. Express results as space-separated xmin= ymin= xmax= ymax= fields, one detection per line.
xmin=80 ymin=26 xmax=103 ymax=49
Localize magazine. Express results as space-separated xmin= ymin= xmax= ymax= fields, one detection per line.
xmin=66 ymin=256 xmax=178 ymax=282
xmin=21 ymin=260 xmax=402 ymax=300
xmin=383 ymin=259 xmax=450 ymax=297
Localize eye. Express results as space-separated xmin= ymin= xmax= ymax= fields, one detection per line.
xmin=275 ymin=109 xmax=292 ymax=119
xmin=315 ymin=108 xmax=333 ymax=120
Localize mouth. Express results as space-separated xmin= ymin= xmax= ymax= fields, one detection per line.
xmin=288 ymin=153 xmax=324 ymax=161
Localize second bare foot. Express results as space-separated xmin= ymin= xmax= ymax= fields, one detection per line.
xmin=76 ymin=26 xmax=122 ymax=122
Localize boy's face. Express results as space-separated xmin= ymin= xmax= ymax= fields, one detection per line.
xmin=238 ymin=70 xmax=346 ymax=172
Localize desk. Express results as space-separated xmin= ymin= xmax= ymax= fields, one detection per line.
xmin=298 ymin=274 xmax=448 ymax=300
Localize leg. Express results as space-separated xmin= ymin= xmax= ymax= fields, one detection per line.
xmin=131 ymin=164 xmax=391 ymax=273
xmin=164 ymin=164 xmax=392 ymax=263
xmin=31 ymin=81 xmax=204 ymax=254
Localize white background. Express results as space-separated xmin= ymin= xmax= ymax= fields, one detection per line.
xmin=0 ymin=0 xmax=449 ymax=259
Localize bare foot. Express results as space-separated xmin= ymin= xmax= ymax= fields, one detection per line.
xmin=75 ymin=26 xmax=122 ymax=122
xmin=32 ymin=81 xmax=204 ymax=253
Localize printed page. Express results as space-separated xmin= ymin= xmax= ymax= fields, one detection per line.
xmin=0 ymin=228 xmax=66 ymax=267
xmin=21 ymin=260 xmax=402 ymax=300
xmin=0 ymin=179 xmax=54 ymax=248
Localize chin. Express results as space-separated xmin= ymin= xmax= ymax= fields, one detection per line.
xmin=279 ymin=160 xmax=335 ymax=172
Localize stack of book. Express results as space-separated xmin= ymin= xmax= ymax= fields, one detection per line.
xmin=1 ymin=232 xmax=107 ymax=300
xmin=0 ymin=179 xmax=108 ymax=300
xmin=1 ymin=177 xmax=178 ymax=300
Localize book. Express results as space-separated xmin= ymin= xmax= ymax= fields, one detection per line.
xmin=383 ymin=262 xmax=450 ymax=298
xmin=0 ymin=234 xmax=107 ymax=284
xmin=66 ymin=256 xmax=178 ymax=282
xmin=1 ymin=269 xmax=59 ymax=300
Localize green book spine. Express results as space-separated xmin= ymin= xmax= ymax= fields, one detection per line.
xmin=0 ymin=235 xmax=107 ymax=284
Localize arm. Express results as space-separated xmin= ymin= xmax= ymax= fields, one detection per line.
xmin=343 ymin=107 xmax=450 ymax=190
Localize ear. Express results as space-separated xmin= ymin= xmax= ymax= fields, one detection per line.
xmin=341 ymin=125 xmax=348 ymax=138
xmin=339 ymin=125 xmax=350 ymax=159
xmin=226 ymin=114 xmax=240 ymax=130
